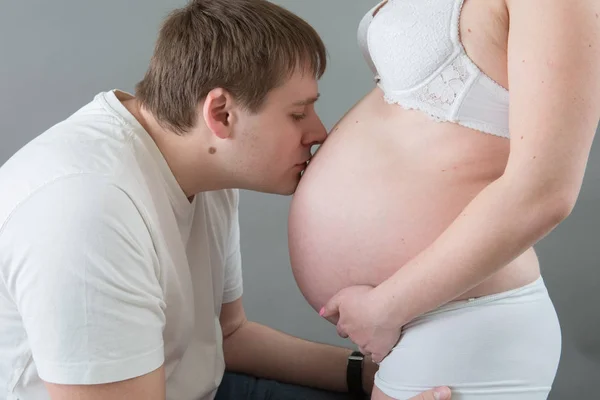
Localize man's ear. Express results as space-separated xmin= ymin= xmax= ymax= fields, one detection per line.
xmin=202 ymin=88 xmax=235 ymax=139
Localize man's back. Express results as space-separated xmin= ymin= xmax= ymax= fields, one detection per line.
xmin=0 ymin=90 xmax=242 ymax=400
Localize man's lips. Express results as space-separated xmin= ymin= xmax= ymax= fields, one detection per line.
xmin=294 ymin=159 xmax=311 ymax=173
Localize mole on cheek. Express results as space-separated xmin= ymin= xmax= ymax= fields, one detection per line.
xmin=209 ymin=147 xmax=217 ymax=154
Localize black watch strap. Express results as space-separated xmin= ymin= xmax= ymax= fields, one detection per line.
xmin=347 ymin=350 xmax=365 ymax=399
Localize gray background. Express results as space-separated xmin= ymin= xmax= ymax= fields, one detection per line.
xmin=1 ymin=1 xmax=598 ymax=398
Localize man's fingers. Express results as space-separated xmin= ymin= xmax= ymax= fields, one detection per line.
xmin=408 ymin=386 xmax=451 ymax=400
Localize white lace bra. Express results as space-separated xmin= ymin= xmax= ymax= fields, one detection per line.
xmin=358 ymin=0 xmax=510 ymax=138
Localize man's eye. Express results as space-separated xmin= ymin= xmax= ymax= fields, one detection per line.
xmin=292 ymin=114 xmax=307 ymax=121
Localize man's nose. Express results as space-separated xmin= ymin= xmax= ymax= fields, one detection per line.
xmin=303 ymin=116 xmax=328 ymax=147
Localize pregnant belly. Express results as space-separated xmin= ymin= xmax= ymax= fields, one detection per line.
xmin=287 ymin=94 xmax=512 ymax=311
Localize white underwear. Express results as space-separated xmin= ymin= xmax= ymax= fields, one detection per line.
xmin=375 ymin=276 xmax=562 ymax=399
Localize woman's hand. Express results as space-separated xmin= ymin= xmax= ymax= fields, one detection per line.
xmin=320 ymin=285 xmax=402 ymax=363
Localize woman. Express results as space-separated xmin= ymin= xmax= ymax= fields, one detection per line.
xmin=288 ymin=0 xmax=600 ymax=398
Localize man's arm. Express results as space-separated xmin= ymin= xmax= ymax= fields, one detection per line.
xmin=220 ymin=298 xmax=378 ymax=394
xmin=3 ymin=179 xmax=168 ymax=399
xmin=44 ymin=367 xmax=165 ymax=400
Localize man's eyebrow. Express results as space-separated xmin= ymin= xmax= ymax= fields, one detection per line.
xmin=292 ymin=93 xmax=320 ymax=106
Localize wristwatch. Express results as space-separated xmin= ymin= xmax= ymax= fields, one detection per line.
xmin=347 ymin=350 xmax=365 ymax=399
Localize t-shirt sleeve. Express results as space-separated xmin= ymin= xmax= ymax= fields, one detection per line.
xmin=222 ymin=190 xmax=243 ymax=303
xmin=0 ymin=176 xmax=166 ymax=385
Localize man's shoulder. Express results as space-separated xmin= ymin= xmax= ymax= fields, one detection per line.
xmin=0 ymin=92 xmax=146 ymax=231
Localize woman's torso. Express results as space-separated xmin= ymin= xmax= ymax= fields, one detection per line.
xmin=288 ymin=0 xmax=541 ymax=312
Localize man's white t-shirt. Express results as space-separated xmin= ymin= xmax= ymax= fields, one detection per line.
xmin=0 ymin=90 xmax=243 ymax=400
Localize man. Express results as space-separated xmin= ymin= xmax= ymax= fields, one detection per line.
xmin=0 ymin=1 xmax=451 ymax=399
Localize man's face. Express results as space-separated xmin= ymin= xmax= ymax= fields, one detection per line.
xmin=231 ymin=70 xmax=327 ymax=195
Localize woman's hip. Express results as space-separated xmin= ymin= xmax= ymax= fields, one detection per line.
xmin=375 ymin=276 xmax=562 ymax=399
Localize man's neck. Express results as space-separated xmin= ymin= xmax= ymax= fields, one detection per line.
xmin=122 ymin=98 xmax=230 ymax=196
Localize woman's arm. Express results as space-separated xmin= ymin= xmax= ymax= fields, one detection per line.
xmin=322 ymin=0 xmax=600 ymax=362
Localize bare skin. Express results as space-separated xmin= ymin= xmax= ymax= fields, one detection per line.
xmin=289 ymin=0 xmax=536 ymax=315
xmin=289 ymin=0 xmax=600 ymax=383
xmin=39 ymin=0 xmax=600 ymax=397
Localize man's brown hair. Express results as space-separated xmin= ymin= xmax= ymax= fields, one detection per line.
xmin=135 ymin=0 xmax=327 ymax=134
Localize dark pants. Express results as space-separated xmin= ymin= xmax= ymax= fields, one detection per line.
xmin=215 ymin=372 xmax=357 ymax=400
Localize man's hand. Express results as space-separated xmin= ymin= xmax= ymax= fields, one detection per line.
xmin=409 ymin=386 xmax=451 ymax=400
